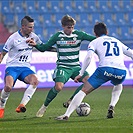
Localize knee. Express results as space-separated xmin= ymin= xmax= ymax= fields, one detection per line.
xmin=55 ymin=84 xmax=63 ymax=92
xmin=32 ymin=79 xmax=39 ymax=87
xmin=4 ymin=85 xmax=12 ymax=92
xmin=82 ymin=76 xmax=89 ymax=83
xmin=31 ymin=76 xmax=39 ymax=87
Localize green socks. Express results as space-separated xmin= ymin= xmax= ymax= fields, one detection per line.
xmin=44 ymin=87 xmax=59 ymax=106
xmin=44 ymin=84 xmax=84 ymax=106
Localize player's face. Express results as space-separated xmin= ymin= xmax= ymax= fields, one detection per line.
xmin=63 ymin=25 xmax=74 ymax=35
xmin=22 ymin=22 xmax=34 ymax=37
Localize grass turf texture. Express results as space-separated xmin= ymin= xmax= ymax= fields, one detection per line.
xmin=0 ymin=87 xmax=132 ymax=133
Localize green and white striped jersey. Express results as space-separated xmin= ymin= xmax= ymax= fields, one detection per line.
xmin=35 ymin=30 xmax=96 ymax=67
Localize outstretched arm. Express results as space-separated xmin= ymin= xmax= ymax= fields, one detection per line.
xmin=122 ymin=44 xmax=133 ymax=60
xmin=27 ymin=38 xmax=56 ymax=52
xmin=47 ymin=46 xmax=57 ymax=52
xmin=74 ymin=50 xmax=94 ymax=82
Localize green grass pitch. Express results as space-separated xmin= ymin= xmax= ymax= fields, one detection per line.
xmin=0 ymin=87 xmax=132 ymax=133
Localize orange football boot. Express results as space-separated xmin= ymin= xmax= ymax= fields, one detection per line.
xmin=0 ymin=108 xmax=4 ymax=118
xmin=15 ymin=104 xmax=26 ymax=113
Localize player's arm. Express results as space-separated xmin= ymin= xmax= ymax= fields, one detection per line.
xmin=79 ymin=50 xmax=94 ymax=76
xmin=28 ymin=41 xmax=56 ymax=52
xmin=122 ymin=44 xmax=133 ymax=60
xmin=81 ymin=31 xmax=96 ymax=41
xmin=47 ymin=46 xmax=57 ymax=52
xmin=74 ymin=50 xmax=94 ymax=82
xmin=28 ymin=35 xmax=57 ymax=52
xmin=0 ymin=51 xmax=7 ymax=63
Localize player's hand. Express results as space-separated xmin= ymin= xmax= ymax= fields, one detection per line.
xmin=26 ymin=38 xmax=36 ymax=46
xmin=74 ymin=75 xmax=82 ymax=83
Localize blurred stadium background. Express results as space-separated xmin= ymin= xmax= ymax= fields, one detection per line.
xmin=0 ymin=0 xmax=133 ymax=89
xmin=0 ymin=0 xmax=133 ymax=50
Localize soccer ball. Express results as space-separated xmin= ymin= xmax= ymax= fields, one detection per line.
xmin=76 ymin=102 xmax=91 ymax=116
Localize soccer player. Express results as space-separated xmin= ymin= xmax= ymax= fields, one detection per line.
xmin=27 ymin=14 xmax=96 ymax=117
xmin=55 ymin=22 xmax=133 ymax=120
xmin=0 ymin=16 xmax=41 ymax=118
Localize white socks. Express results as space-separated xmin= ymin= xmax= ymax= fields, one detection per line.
xmin=0 ymin=85 xmax=37 ymax=108
xmin=20 ymin=85 xmax=37 ymax=106
xmin=0 ymin=89 xmax=10 ymax=108
xmin=64 ymin=90 xmax=86 ymax=117
xmin=109 ymin=84 xmax=123 ymax=107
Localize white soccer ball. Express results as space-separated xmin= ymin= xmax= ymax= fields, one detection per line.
xmin=76 ymin=102 xmax=91 ymax=116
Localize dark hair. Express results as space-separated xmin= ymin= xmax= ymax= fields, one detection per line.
xmin=21 ymin=16 xmax=34 ymax=26
xmin=94 ymin=22 xmax=107 ymax=36
xmin=61 ymin=14 xmax=76 ymax=26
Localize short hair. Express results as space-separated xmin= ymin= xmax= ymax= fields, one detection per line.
xmin=61 ymin=14 xmax=76 ymax=26
xmin=94 ymin=22 xmax=107 ymax=37
xmin=21 ymin=16 xmax=34 ymax=26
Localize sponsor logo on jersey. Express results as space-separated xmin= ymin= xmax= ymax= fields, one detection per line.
xmin=57 ymin=40 xmax=79 ymax=45
xmin=57 ymin=38 xmax=82 ymax=45
xmin=57 ymin=40 xmax=77 ymax=45
xmin=18 ymin=47 xmax=32 ymax=51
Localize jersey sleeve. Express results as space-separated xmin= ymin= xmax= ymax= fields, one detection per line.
xmin=3 ymin=36 xmax=14 ymax=52
xmin=87 ymin=40 xmax=96 ymax=52
xmin=79 ymin=50 xmax=94 ymax=76
xmin=122 ymin=42 xmax=133 ymax=60
xmin=35 ymin=33 xmax=58 ymax=52
xmin=80 ymin=31 xmax=96 ymax=42
xmin=35 ymin=35 xmax=42 ymax=44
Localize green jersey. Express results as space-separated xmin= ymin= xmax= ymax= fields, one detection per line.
xmin=35 ymin=30 xmax=96 ymax=67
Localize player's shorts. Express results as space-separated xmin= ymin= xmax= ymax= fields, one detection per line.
xmin=88 ymin=67 xmax=126 ymax=89
xmin=53 ymin=66 xmax=89 ymax=83
xmin=5 ymin=67 xmax=35 ymax=84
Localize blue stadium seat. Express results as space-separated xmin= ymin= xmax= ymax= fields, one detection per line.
xmin=47 ymin=27 xmax=57 ymax=38
xmin=37 ymin=1 xmax=47 ymax=13
xmin=108 ymin=1 xmax=121 ymax=12
xmin=0 ymin=0 xmax=132 ymax=45
xmin=100 ymin=13 xmax=114 ymax=26
xmin=4 ymin=13 xmax=15 ymax=26
xmin=108 ymin=26 xmax=119 ymax=39
xmin=118 ymin=0 xmax=132 ymax=12
xmin=128 ymin=26 xmax=133 ymax=37
xmin=128 ymin=12 xmax=133 ymax=25
xmin=50 ymin=1 xmax=60 ymax=13
xmin=53 ymin=13 xmax=64 ymax=26
xmin=43 ymin=14 xmax=52 ymax=27
xmin=90 ymin=13 xmax=100 ymax=24
xmin=120 ymin=26 xmax=131 ymax=40
xmin=1 ymin=1 xmax=13 ymax=14
xmin=12 ymin=1 xmax=26 ymax=14
xmin=34 ymin=26 xmax=45 ymax=41
xmin=63 ymin=1 xmax=73 ymax=13
xmin=74 ymin=1 xmax=85 ymax=12
xmin=74 ymin=13 xmax=89 ymax=26
xmin=115 ymin=13 xmax=126 ymax=26
xmin=25 ymin=1 xmax=38 ymax=14
xmin=99 ymin=1 xmax=109 ymax=12
xmin=87 ymin=1 xmax=98 ymax=12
